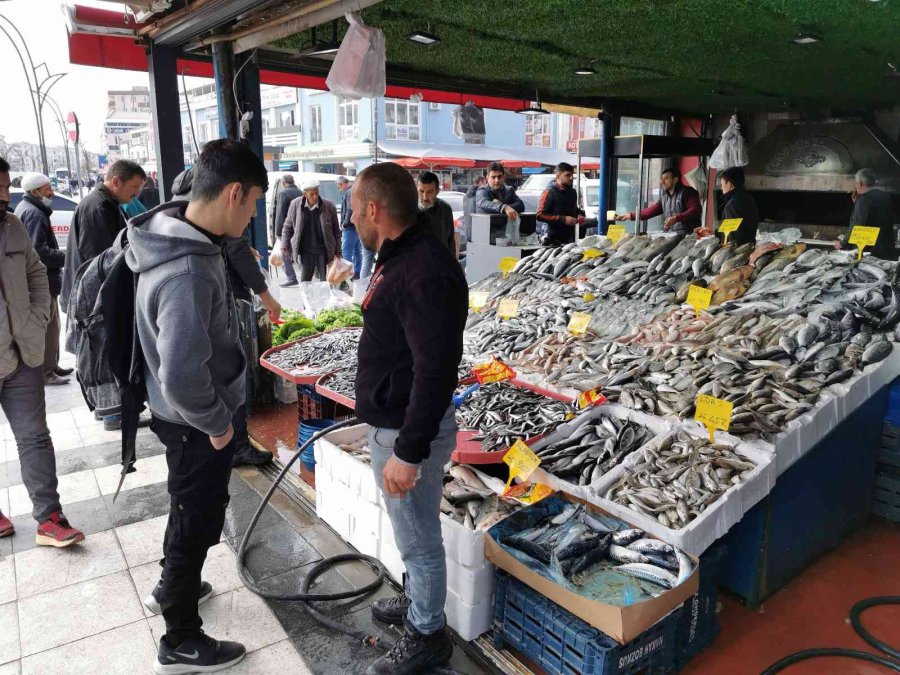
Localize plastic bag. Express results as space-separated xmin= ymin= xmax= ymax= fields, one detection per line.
xmin=268 ymin=238 xmax=283 ymax=267
xmin=326 ymin=257 xmax=354 ymax=285
xmin=685 ymin=163 xmax=708 ymax=204
xmin=710 ymin=115 xmax=749 ymax=169
xmin=326 ymin=13 xmax=386 ymax=100
xmin=505 ymin=214 xmax=521 ymax=246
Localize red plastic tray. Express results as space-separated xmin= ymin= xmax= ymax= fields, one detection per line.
xmin=315 ymin=373 xmax=357 ymax=410
xmin=259 ymin=328 xmax=361 ymax=385
xmin=509 ymin=378 xmax=575 ymax=403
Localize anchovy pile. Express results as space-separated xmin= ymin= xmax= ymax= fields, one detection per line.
xmin=441 ymin=465 xmax=520 ymax=530
xmin=319 ymin=370 xmax=356 ymax=402
xmin=455 ymin=382 xmax=574 ymax=452
xmin=599 ymin=431 xmax=757 ymax=529
xmin=265 ymin=328 xmax=361 ymax=374
xmin=500 ymin=503 xmax=693 ymax=589
xmin=535 ymin=413 xmax=653 ymax=486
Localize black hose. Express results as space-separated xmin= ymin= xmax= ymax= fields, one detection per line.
xmin=760 ymin=596 xmax=900 ymax=674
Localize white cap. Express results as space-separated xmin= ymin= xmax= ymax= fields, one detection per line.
xmin=301 ymin=179 xmax=320 ymax=191
xmin=21 ymin=173 xmax=51 ymax=192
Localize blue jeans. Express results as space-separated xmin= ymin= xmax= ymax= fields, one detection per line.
xmin=369 ymin=406 xmax=457 ymax=635
xmin=360 ymin=245 xmax=376 ymax=279
xmin=341 ymin=228 xmax=362 ymax=278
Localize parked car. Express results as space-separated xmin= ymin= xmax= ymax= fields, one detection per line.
xmin=8 ymin=187 xmax=78 ymax=252
xmin=265 ymin=171 xmax=349 ymax=246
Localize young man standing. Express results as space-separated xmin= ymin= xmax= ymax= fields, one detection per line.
xmin=338 ymin=176 xmax=364 ymax=278
xmin=475 ymin=162 xmax=525 ymax=219
xmin=352 ymin=163 xmax=468 ymax=674
xmin=417 ymin=171 xmax=458 ymax=258
xmin=126 ymin=140 xmax=267 ymax=673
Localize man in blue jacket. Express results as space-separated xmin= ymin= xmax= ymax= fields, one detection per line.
xmin=475 ymin=162 xmax=525 ymax=219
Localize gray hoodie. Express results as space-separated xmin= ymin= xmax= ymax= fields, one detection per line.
xmin=125 ymin=202 xmax=245 ymax=437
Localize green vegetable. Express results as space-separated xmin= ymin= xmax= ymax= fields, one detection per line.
xmin=273 ymin=315 xmax=316 ymax=346
xmin=287 ymin=327 xmax=318 ymax=341
xmin=313 ymin=307 xmax=365 ymax=332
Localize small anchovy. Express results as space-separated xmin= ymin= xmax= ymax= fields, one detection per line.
xmin=617 ymin=563 xmax=678 ymax=589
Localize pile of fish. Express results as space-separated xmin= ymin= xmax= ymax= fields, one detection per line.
xmin=534 ymin=413 xmax=654 ymax=486
xmin=455 ymin=382 xmax=574 ymax=452
xmin=441 ymin=465 xmax=520 ymax=530
xmin=336 ymin=430 xmax=370 ymax=464
xmin=265 ymin=328 xmax=361 ymax=374
xmin=598 ymin=431 xmax=757 ymax=529
xmin=499 ymin=503 xmax=693 ymax=590
xmin=319 ymin=370 xmax=356 ymax=402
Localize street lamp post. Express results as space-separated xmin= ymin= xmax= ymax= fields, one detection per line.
xmin=43 ymin=94 xmax=72 ymax=187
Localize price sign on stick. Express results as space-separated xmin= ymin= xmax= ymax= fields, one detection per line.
xmin=577 ymin=388 xmax=608 ymax=409
xmin=498 ymin=297 xmax=519 ymax=320
xmin=503 ymin=439 xmax=541 ymax=492
xmin=687 ymin=284 xmax=712 ymax=317
xmin=607 ymin=224 xmax=626 ymax=246
xmin=472 ymin=357 xmax=515 ymax=385
xmin=582 ymin=248 xmax=604 ymax=261
xmin=470 ymin=291 xmax=488 ymax=312
xmin=718 ymin=218 xmax=742 ymax=246
xmin=499 ymin=257 xmax=518 ymax=278
xmin=567 ymin=311 xmax=592 ymax=336
xmin=848 ymin=225 xmax=879 ymax=261
xmin=695 ymin=394 xmax=733 ymax=443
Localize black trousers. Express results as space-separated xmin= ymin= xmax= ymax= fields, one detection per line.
xmin=151 ymin=416 xmax=234 ymax=645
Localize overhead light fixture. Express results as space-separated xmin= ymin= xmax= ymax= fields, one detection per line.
xmin=791 ymin=33 xmax=821 ymax=45
xmin=516 ymin=90 xmax=550 ymax=116
xmin=574 ymin=60 xmax=598 ymax=76
xmin=407 ymin=24 xmax=440 ymax=46
xmin=887 ymin=63 xmax=900 ymax=78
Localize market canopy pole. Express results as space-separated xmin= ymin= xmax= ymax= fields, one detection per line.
xmin=148 ymin=40 xmax=183 ymax=202
xmin=597 ymin=111 xmax=612 ymax=236
xmin=236 ymin=51 xmax=269 ymax=269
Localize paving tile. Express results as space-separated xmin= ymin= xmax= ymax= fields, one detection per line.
xmin=0 ymin=661 xmax=19 ymax=674
xmin=14 ymin=529 xmax=127 ymax=599
xmin=49 ymin=428 xmax=83 ymax=452
xmin=7 ymin=469 xmax=99 ymax=518
xmin=230 ymin=520 xmax=322 ymax=584
xmin=0 ymin=489 xmax=9 ymax=517
xmin=0 ymin=601 xmax=20 ymax=665
xmin=70 ymin=407 xmax=100 ymax=428
xmin=221 ymin=488 xmax=284 ymax=541
xmin=103 ymin=481 xmax=171 ymax=528
xmin=20 ymin=619 xmax=157 ymax=675
xmin=45 ymin=411 xmax=77 ymax=433
xmin=76 ymin=425 xmax=121 ymax=449
xmin=147 ymin=587 xmax=287 ymax=654
xmin=95 ymin=453 xmax=169 ymax=496
xmin=0 ymin=464 xmax=18 ymax=491
xmin=17 ymin=570 xmax=144 ymax=657
xmin=115 ymin=513 xmax=168 ymax=568
xmin=220 ymin=638 xmax=312 ymax=674
xmin=0 ymin=558 xmax=15 ymax=604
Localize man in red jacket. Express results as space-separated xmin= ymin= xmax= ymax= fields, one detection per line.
xmin=617 ymin=167 xmax=701 ymax=234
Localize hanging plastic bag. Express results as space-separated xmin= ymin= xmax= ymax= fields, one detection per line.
xmin=505 ymin=214 xmax=521 ymax=246
xmin=325 ymin=14 xmax=386 ymax=100
xmin=268 ymin=238 xmax=284 ymax=267
xmin=326 ymin=256 xmax=354 ymax=285
xmin=709 ymin=115 xmax=749 ymax=169
xmin=685 ymin=161 xmax=709 ymax=205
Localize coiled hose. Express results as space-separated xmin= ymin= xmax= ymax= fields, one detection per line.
xmin=236 ymin=417 xmax=463 ymax=674
xmin=761 ymin=596 xmax=900 ymax=674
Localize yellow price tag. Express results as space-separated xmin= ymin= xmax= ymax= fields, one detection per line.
xmin=718 ymin=218 xmax=742 ymax=246
xmin=472 ymin=357 xmax=515 ymax=385
xmin=582 ymin=248 xmax=604 ymax=261
xmin=577 ymin=388 xmax=608 ymax=409
xmin=848 ymin=225 xmax=879 ymax=261
xmin=470 ymin=291 xmax=489 ymax=312
xmin=498 ymin=297 xmax=519 ymax=320
xmin=606 ymin=224 xmax=626 ymax=246
xmin=695 ymin=394 xmax=733 ymax=443
xmin=499 ymin=257 xmax=518 ymax=278
xmin=583 ymin=292 xmax=596 ymax=302
xmin=503 ymin=439 xmax=541 ymax=492
xmin=567 ymin=311 xmax=592 ymax=336
xmin=505 ymin=482 xmax=554 ymax=504
xmin=686 ymin=284 xmax=712 ymax=317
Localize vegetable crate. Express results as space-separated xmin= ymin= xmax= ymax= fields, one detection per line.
xmin=296 ymin=385 xmax=353 ymax=421
xmin=673 ymin=544 xmax=727 ymax=670
xmin=492 ymin=572 xmax=679 ymax=675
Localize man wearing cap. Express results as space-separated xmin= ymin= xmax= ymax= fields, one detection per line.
xmin=15 ymin=173 xmax=72 ymax=386
xmin=282 ymin=179 xmax=342 ymax=282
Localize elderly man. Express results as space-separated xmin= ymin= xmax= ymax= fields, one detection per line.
xmin=0 ymin=157 xmax=85 ymax=547
xmin=274 ymin=175 xmax=302 ymax=287
xmin=338 ymin=176 xmax=364 ymax=279
xmin=835 ymin=168 xmax=897 ymax=260
xmin=282 ymin=179 xmax=342 ymax=282
xmin=14 ymin=173 xmax=71 ymax=386
xmin=476 ymin=162 xmax=525 ymax=220
xmin=616 ymin=167 xmax=701 ymax=234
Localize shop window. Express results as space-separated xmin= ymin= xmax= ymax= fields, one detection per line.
xmin=338 ymin=98 xmax=359 ymax=140
xmin=385 ymin=99 xmax=421 ymax=141
xmin=310 ymin=105 xmax=323 ymax=143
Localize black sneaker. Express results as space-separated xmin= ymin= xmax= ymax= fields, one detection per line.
xmin=365 ymin=620 xmax=452 ymax=675
xmin=231 ymin=445 xmax=273 ymax=467
xmin=154 ymin=632 xmax=245 ymax=674
xmin=279 ymin=279 xmax=299 ymax=287
xmin=54 ymin=366 xmax=74 ymax=376
xmin=144 ymin=579 xmax=214 ymax=615
xmin=371 ymin=593 xmax=410 ymax=625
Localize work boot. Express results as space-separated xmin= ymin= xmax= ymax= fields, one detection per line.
xmin=36 ymin=512 xmax=85 ymax=548
xmin=231 ymin=444 xmax=273 ymax=467
xmin=371 ymin=592 xmax=410 ymax=625
xmin=0 ymin=512 xmax=14 ymax=538
xmin=365 ymin=620 xmax=452 ymax=675
xmin=144 ymin=579 xmax=214 ymax=615
xmin=153 ymin=632 xmax=245 ymax=675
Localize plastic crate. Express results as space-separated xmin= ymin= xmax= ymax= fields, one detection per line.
xmin=880 ymin=422 xmax=900 ymax=468
xmin=673 ymin=544 xmax=727 ymax=670
xmin=884 ymin=379 xmax=900 ymax=426
xmin=296 ymin=385 xmax=353 ymax=421
xmin=493 ymin=572 xmax=679 ymax=675
xmin=872 ymin=464 xmax=900 ymax=523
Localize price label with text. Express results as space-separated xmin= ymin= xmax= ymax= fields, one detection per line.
xmin=472 ymin=357 xmax=516 ymax=385
xmin=686 ymin=284 xmax=712 ymax=316
xmin=499 ymin=257 xmax=519 ymax=277
xmin=848 ymin=225 xmax=879 ymax=261
xmin=567 ymin=311 xmax=592 ymax=335
xmin=606 ymin=224 xmax=626 ymax=246
xmin=577 ymin=388 xmax=608 ymax=409
xmin=498 ymin=297 xmax=519 ymax=320
xmin=582 ymin=248 xmax=604 ymax=261
xmin=503 ymin=439 xmax=541 ymax=491
xmin=718 ymin=218 xmax=742 ymax=245
xmin=470 ymin=291 xmax=489 ymax=312
xmin=505 ymin=481 xmax=555 ymax=504
xmin=695 ymin=394 xmax=733 ymax=443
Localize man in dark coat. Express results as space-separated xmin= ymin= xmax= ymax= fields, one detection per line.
xmin=417 ymin=171 xmax=458 ymax=257
xmin=716 ymin=166 xmax=759 ymax=246
xmin=475 ymin=162 xmax=525 ymax=218
xmin=282 ymin=179 xmax=342 ymax=282
xmin=836 ymin=168 xmax=897 ymax=260
xmin=274 ymin=174 xmax=302 ymax=286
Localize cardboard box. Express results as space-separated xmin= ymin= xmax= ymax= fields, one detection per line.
xmin=485 ymin=494 xmax=698 ymax=644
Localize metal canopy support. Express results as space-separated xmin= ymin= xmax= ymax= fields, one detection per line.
xmin=236 ymin=52 xmax=269 ymax=268
xmin=148 ymin=40 xmax=183 ymax=201
xmin=596 ymin=112 xmax=612 ymax=235
xmin=212 ymin=40 xmax=238 ymax=140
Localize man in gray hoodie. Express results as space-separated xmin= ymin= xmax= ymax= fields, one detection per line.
xmin=126 ymin=139 xmax=268 ymax=674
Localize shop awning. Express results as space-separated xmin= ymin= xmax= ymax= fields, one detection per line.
xmin=391 ymin=157 xmax=477 ymax=169
xmin=378 ymin=141 xmax=596 ymax=167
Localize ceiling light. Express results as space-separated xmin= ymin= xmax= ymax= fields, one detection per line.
xmin=407 ymin=28 xmax=440 ymax=46
xmin=307 ymin=43 xmax=341 ymax=57
xmin=574 ymin=60 xmax=598 ymax=76
xmin=791 ymin=33 xmax=821 ymax=45
xmin=516 ymin=90 xmax=550 ymax=116
xmin=887 ymin=63 xmax=900 ymax=77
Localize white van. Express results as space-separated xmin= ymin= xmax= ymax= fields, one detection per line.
xmin=265 ymin=171 xmax=351 ymax=245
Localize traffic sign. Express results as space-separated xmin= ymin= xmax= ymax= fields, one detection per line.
xmin=67 ymin=112 xmax=80 ymax=144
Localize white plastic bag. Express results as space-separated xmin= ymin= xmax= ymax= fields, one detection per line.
xmin=710 ymin=115 xmax=749 ymax=169
xmin=326 ymin=14 xmax=386 ymax=100
xmin=326 ymin=257 xmax=354 ymax=285
xmin=505 ymin=214 xmax=521 ymax=246
xmin=685 ymin=162 xmax=708 ymax=205
xmin=268 ymin=238 xmax=284 ymax=267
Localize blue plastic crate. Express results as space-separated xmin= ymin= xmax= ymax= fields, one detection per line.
xmin=673 ymin=544 xmax=727 ymax=670
xmin=884 ymin=379 xmax=900 ymax=426
xmin=493 ymin=572 xmax=679 ymax=675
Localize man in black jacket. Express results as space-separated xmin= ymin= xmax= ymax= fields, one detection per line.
xmin=536 ymin=162 xmax=596 ymax=245
xmin=15 ymin=173 xmax=72 ymax=385
xmin=715 ymin=166 xmax=759 ymax=246
xmin=274 ymin=175 xmax=302 ymax=286
xmin=835 ymin=168 xmax=897 ymax=260
xmin=352 ymin=163 xmax=467 ymax=675
xmin=417 ymin=171 xmax=458 ymax=257
xmin=476 ymin=162 xmax=525 ymax=219
xmin=61 ymin=159 xmax=145 ymax=308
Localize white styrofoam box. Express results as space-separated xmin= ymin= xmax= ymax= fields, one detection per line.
xmin=350 ymin=502 xmax=382 ymax=537
xmin=587 ymin=425 xmax=775 ymax=556
xmin=440 ymin=514 xmax=487 ymax=569
xmin=864 ymin=342 xmax=900 ymax=397
xmin=315 ymin=424 xmax=373 ymax=492
xmin=275 ymin=377 xmax=298 ymax=404
xmin=316 ymin=489 xmax=352 ymax=540
xmin=348 ymin=515 xmax=380 ymax=559
xmin=445 ymin=555 xmax=494 ymax=607
xmin=445 ymin=586 xmax=493 ymax=641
